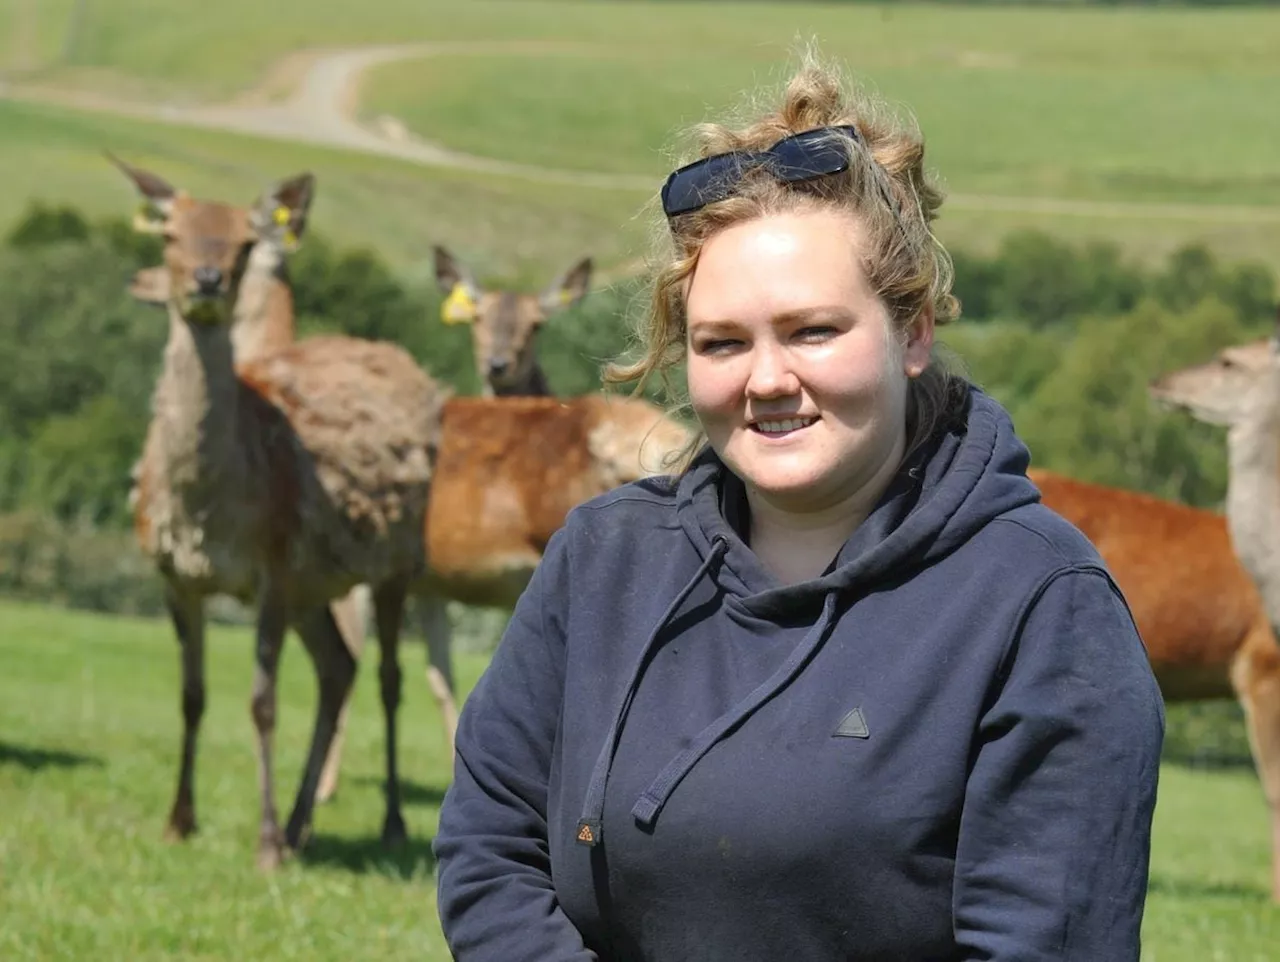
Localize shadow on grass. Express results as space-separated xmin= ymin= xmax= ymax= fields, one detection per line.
xmin=350 ymin=774 xmax=449 ymax=807
xmin=0 ymin=740 xmax=103 ymax=772
xmin=1147 ymin=875 xmax=1270 ymax=903
xmin=300 ymin=831 xmax=436 ymax=879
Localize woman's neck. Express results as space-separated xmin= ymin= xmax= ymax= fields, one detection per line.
xmin=745 ymin=437 xmax=906 ymax=586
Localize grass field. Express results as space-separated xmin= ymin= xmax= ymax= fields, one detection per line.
xmin=1 ymin=1 xmax=1279 ymax=276
xmin=0 ymin=98 xmax=646 ymax=279
xmin=2 ymin=598 xmax=1280 ymax=960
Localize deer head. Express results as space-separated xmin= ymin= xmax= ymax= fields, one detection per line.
xmin=1149 ymin=308 xmax=1280 ymax=427
xmin=433 ymin=245 xmax=593 ymax=396
xmin=106 ymin=151 xmax=314 ymax=326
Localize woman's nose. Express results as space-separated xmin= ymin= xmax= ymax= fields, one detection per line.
xmin=745 ymin=344 xmax=801 ymax=398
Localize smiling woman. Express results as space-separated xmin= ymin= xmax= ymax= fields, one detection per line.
xmin=433 ymin=45 xmax=1165 ymax=962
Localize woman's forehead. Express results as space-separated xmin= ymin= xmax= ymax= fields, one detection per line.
xmin=684 ymin=211 xmax=874 ymax=322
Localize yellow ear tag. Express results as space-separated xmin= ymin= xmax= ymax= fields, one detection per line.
xmin=442 ymin=283 xmax=477 ymax=324
xmin=132 ymin=201 xmax=165 ymax=233
xmin=558 ymin=288 xmax=574 ymax=307
xmin=272 ymin=205 xmax=291 ymax=226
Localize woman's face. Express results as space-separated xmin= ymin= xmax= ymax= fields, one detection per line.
xmin=684 ymin=209 xmax=933 ymax=514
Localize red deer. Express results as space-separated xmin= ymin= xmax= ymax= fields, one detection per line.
xmin=1030 ymin=466 xmax=1280 ymax=901
xmin=111 ymin=154 xmax=446 ymax=869
xmin=433 ymin=245 xmax=593 ymax=397
xmin=318 ymin=393 xmax=694 ymax=796
xmin=125 ymin=184 xmax=369 ymax=807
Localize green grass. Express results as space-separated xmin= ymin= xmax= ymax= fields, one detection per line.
xmin=3 ymin=1 xmax=1280 ymax=272
xmin=0 ymin=598 xmax=489 ymax=960
xmin=361 ymin=28 xmax=1280 ymax=207
xmin=6 ymin=2 xmax=1280 ymax=102
xmin=2 ymin=598 xmax=1280 ymax=959
xmin=0 ymin=98 xmax=646 ymax=279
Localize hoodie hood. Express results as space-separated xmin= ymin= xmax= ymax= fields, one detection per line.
xmin=677 ymin=384 xmax=1041 ymax=619
xmin=574 ymin=384 xmax=1042 ymax=846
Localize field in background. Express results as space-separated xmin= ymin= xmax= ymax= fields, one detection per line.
xmin=0 ymin=1 xmax=1278 ymax=275
xmin=0 ymin=599 xmax=1278 ymax=960
xmin=0 ymin=99 xmax=644 ymax=279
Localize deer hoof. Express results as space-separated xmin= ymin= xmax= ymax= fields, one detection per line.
xmin=381 ymin=811 xmax=408 ymax=849
xmin=164 ymin=804 xmax=197 ymax=842
xmin=257 ymin=828 xmax=287 ymax=871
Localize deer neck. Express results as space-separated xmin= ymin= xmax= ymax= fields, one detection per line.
xmin=493 ymin=364 xmax=552 ymax=398
xmin=1225 ymin=360 xmax=1280 ymax=614
xmin=230 ymin=244 xmax=296 ymax=361
xmin=153 ymin=304 xmax=246 ymax=498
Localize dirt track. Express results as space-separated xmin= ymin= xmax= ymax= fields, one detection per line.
xmin=4 ymin=41 xmax=1280 ymax=225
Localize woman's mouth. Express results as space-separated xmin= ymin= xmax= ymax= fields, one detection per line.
xmin=750 ymin=416 xmax=818 ymax=438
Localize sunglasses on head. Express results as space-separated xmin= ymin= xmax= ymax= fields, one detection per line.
xmin=660 ymin=125 xmax=863 ymax=219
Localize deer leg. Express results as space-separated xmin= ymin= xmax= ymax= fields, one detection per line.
xmin=250 ymin=586 xmax=289 ymax=871
xmin=1231 ymin=625 xmax=1280 ymax=902
xmin=417 ymin=591 xmax=459 ymax=764
xmin=283 ymin=603 xmax=357 ymax=853
xmin=374 ymin=579 xmax=409 ymax=847
xmin=316 ymin=584 xmax=370 ymax=805
xmin=164 ymin=587 xmax=205 ymax=841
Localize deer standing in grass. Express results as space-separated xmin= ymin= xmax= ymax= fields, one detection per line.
xmin=1144 ymin=309 xmax=1280 ymax=900
xmin=126 ymin=179 xmax=370 ymax=736
xmin=112 ymin=154 xmax=446 ymax=868
xmin=433 ymin=245 xmax=593 ymax=396
xmin=126 ymin=180 xmax=372 ymax=808
xmin=318 ymin=393 xmax=694 ymax=798
xmin=315 ymin=244 xmax=615 ymax=797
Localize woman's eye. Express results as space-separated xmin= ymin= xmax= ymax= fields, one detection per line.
xmin=795 ymin=325 xmax=837 ymax=342
xmin=697 ymin=338 xmax=741 ymax=354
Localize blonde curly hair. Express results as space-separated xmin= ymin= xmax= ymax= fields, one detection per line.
xmin=605 ymin=48 xmax=967 ymax=467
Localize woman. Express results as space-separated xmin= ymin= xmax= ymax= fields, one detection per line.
xmin=433 ymin=53 xmax=1164 ymax=962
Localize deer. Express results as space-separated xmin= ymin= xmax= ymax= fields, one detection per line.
xmin=433 ymin=244 xmax=593 ymax=397
xmin=110 ymin=153 xmax=447 ymax=869
xmin=1144 ymin=308 xmax=1280 ymax=901
xmin=316 ymin=392 xmax=695 ymax=800
xmin=124 ymin=180 xmax=372 ymax=807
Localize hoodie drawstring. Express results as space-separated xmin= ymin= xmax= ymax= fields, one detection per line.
xmin=630 ymin=591 xmax=839 ymax=829
xmin=576 ymin=536 xmax=730 ymax=848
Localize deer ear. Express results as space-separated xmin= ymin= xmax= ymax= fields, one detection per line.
xmin=539 ymin=256 xmax=593 ymax=316
xmin=129 ymin=266 xmax=171 ymax=306
xmin=433 ymin=246 xmax=481 ymax=324
xmin=104 ymin=150 xmax=175 ymax=233
xmin=250 ymin=172 xmax=315 ymax=251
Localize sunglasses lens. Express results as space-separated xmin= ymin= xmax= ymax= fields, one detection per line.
xmin=661 ymin=126 xmax=859 ymax=217
xmin=769 ymin=129 xmax=853 ymax=182
xmin=663 ymin=153 xmax=760 ymax=217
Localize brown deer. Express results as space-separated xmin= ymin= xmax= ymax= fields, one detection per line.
xmin=317 ymin=393 xmax=694 ymax=798
xmin=1145 ymin=312 xmax=1280 ymax=901
xmin=124 ymin=180 xmax=371 ymax=808
xmin=433 ymin=245 xmax=593 ymax=396
xmin=111 ymin=153 xmax=447 ymax=869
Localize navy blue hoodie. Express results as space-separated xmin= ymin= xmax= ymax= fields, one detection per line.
xmin=433 ymin=387 xmax=1164 ymax=962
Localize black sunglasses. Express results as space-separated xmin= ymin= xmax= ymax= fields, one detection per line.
xmin=660 ymin=125 xmax=862 ymax=218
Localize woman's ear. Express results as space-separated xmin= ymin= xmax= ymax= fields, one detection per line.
xmin=903 ymin=304 xmax=935 ymax=378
